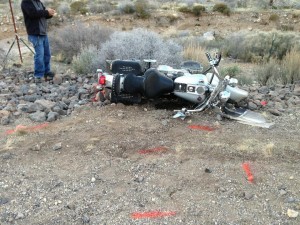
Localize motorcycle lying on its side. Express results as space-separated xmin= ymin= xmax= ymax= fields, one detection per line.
xmin=96 ymin=53 xmax=274 ymax=128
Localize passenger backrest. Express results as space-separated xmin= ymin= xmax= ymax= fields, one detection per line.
xmin=111 ymin=60 xmax=144 ymax=76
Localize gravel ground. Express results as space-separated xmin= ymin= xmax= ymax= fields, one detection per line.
xmin=0 ymin=102 xmax=299 ymax=225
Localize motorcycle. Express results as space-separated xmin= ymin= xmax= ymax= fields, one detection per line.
xmin=96 ymin=53 xmax=273 ymax=128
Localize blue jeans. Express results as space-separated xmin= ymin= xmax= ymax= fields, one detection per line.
xmin=28 ymin=35 xmax=51 ymax=78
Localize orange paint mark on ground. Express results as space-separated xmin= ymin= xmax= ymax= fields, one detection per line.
xmin=188 ymin=125 xmax=216 ymax=131
xmin=131 ymin=211 xmax=176 ymax=219
xmin=138 ymin=146 xmax=168 ymax=154
xmin=261 ymin=101 xmax=268 ymax=106
xmin=5 ymin=123 xmax=49 ymax=135
xmin=242 ymin=162 xmax=254 ymax=183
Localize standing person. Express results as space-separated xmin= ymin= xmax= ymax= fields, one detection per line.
xmin=21 ymin=0 xmax=56 ymax=83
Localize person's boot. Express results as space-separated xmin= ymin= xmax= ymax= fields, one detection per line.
xmin=34 ymin=77 xmax=43 ymax=84
xmin=44 ymin=71 xmax=55 ymax=81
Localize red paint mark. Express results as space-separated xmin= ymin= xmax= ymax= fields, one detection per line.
xmin=131 ymin=211 xmax=176 ymax=219
xmin=188 ymin=125 xmax=215 ymax=131
xmin=138 ymin=146 xmax=168 ymax=154
xmin=5 ymin=123 xmax=49 ymax=135
xmin=261 ymin=101 xmax=267 ymax=106
xmin=242 ymin=162 xmax=254 ymax=183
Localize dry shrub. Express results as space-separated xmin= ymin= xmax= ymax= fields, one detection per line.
xmin=178 ymin=5 xmax=192 ymax=14
xmin=70 ymin=1 xmax=88 ymax=15
xmin=72 ymin=45 xmax=101 ymax=75
xmin=178 ymin=4 xmax=205 ymax=16
xmin=278 ymin=24 xmax=294 ymax=31
xmin=119 ymin=2 xmax=135 ymax=14
xmin=255 ymin=58 xmax=282 ymax=85
xmin=221 ymin=65 xmax=241 ymax=77
xmin=281 ymin=47 xmax=300 ymax=84
xmin=292 ymin=12 xmax=300 ymax=19
xmin=212 ymin=3 xmax=231 ymax=16
xmin=222 ymin=31 xmax=300 ymax=62
xmin=88 ymin=1 xmax=114 ymax=14
xmin=192 ymin=5 xmax=206 ymax=16
xmin=98 ymin=28 xmax=183 ymax=68
xmin=50 ymin=23 xmax=112 ymax=63
xmin=135 ymin=0 xmax=151 ymax=19
xmin=269 ymin=13 xmax=279 ymax=22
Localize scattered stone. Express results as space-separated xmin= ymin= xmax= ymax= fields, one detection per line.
xmin=15 ymin=212 xmax=25 ymax=220
xmin=279 ymin=189 xmax=287 ymax=196
xmin=161 ymin=120 xmax=168 ymax=126
xmin=29 ymin=144 xmax=42 ymax=151
xmin=0 ymin=198 xmax=9 ymax=205
xmin=248 ymin=102 xmax=258 ymax=110
xmin=258 ymin=86 xmax=269 ymax=94
xmin=29 ymin=111 xmax=47 ymax=122
xmin=287 ymin=209 xmax=299 ymax=218
xmin=134 ymin=176 xmax=144 ymax=183
xmin=293 ymin=85 xmax=300 ymax=96
xmin=243 ymin=192 xmax=254 ymax=200
xmin=82 ymin=214 xmax=90 ymax=224
xmin=285 ymin=197 xmax=296 ymax=203
xmin=268 ymin=109 xmax=281 ymax=116
xmin=205 ymin=168 xmax=212 ymax=173
xmin=53 ymin=143 xmax=62 ymax=151
xmin=66 ymin=203 xmax=76 ymax=210
xmin=1 ymin=153 xmax=13 ymax=160
xmin=1 ymin=116 xmax=10 ymax=125
xmin=47 ymin=111 xmax=59 ymax=122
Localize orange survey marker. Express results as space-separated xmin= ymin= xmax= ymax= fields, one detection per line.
xmin=242 ymin=162 xmax=254 ymax=183
xmin=5 ymin=123 xmax=49 ymax=135
xmin=138 ymin=146 xmax=168 ymax=154
xmin=261 ymin=101 xmax=268 ymax=106
xmin=131 ymin=211 xmax=176 ymax=219
xmin=188 ymin=125 xmax=216 ymax=131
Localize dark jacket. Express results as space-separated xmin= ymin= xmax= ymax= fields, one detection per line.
xmin=21 ymin=0 xmax=52 ymax=35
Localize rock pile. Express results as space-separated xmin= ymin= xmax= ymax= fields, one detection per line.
xmin=0 ymin=69 xmax=101 ymax=125
xmin=246 ymin=83 xmax=300 ymax=116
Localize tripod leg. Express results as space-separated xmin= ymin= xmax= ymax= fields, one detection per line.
xmin=2 ymin=38 xmax=16 ymax=66
xmin=19 ymin=37 xmax=35 ymax=55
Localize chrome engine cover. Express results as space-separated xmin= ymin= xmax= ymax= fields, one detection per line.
xmin=173 ymin=74 xmax=209 ymax=103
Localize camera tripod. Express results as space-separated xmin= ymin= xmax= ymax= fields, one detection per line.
xmin=2 ymin=0 xmax=35 ymax=67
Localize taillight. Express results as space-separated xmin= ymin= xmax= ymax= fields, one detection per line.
xmin=97 ymin=69 xmax=106 ymax=85
xmin=99 ymin=75 xmax=106 ymax=85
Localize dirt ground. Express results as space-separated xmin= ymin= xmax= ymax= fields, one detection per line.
xmin=0 ymin=101 xmax=299 ymax=224
xmin=1 ymin=8 xmax=300 ymax=225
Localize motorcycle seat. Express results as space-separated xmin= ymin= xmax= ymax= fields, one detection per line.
xmin=123 ymin=69 xmax=174 ymax=98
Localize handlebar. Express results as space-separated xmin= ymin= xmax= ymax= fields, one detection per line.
xmin=206 ymin=52 xmax=222 ymax=67
xmin=205 ymin=52 xmax=213 ymax=62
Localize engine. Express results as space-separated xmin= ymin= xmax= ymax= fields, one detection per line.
xmin=173 ymin=74 xmax=210 ymax=104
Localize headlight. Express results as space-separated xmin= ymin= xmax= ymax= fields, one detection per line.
xmin=229 ymin=78 xmax=238 ymax=87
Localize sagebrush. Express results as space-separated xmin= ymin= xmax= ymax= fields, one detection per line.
xmin=72 ymin=45 xmax=101 ymax=75
xmin=50 ymin=23 xmax=112 ymax=63
xmin=98 ymin=28 xmax=183 ymax=69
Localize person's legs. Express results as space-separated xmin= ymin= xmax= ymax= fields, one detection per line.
xmin=28 ymin=35 xmax=45 ymax=78
xmin=43 ymin=35 xmax=51 ymax=74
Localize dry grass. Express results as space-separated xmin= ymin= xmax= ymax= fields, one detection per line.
xmin=182 ymin=41 xmax=209 ymax=67
xmin=281 ymin=47 xmax=300 ymax=84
